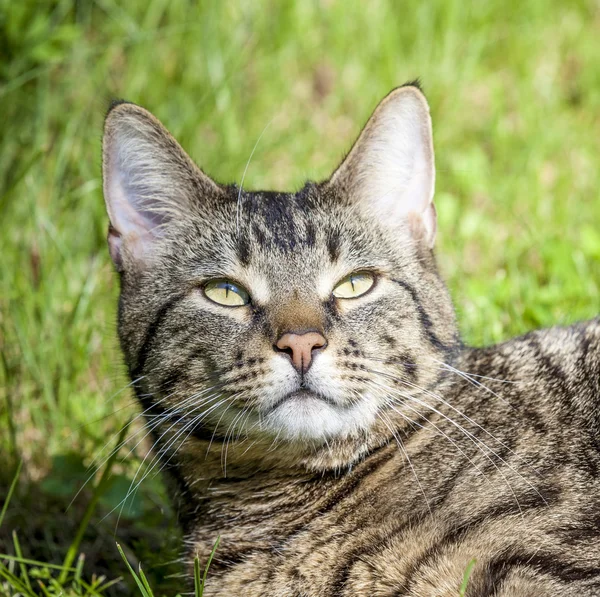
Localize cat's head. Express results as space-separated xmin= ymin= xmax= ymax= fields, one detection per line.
xmin=102 ymin=84 xmax=458 ymax=451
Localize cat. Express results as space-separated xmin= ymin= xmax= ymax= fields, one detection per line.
xmin=101 ymin=82 xmax=600 ymax=596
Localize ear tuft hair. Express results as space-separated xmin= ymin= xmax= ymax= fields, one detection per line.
xmin=106 ymin=98 xmax=134 ymax=118
xmin=399 ymin=78 xmax=424 ymax=93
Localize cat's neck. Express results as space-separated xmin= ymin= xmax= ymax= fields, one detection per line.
xmin=174 ymin=433 xmax=402 ymax=557
xmin=173 ymin=398 xmax=434 ymax=499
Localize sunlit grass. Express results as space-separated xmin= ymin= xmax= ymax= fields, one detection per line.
xmin=1 ymin=0 xmax=599 ymax=593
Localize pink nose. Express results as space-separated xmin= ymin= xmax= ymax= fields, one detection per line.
xmin=275 ymin=331 xmax=327 ymax=374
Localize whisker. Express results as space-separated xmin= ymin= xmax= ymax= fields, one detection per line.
xmin=374 ymin=383 xmax=525 ymax=515
xmin=376 ymin=408 xmax=432 ymax=515
xmin=220 ymin=405 xmax=250 ymax=477
xmin=105 ymin=389 xmax=228 ymax=526
xmin=431 ymin=358 xmax=515 ymax=407
xmin=75 ymin=384 xmax=219 ymax=508
xmin=235 ymin=118 xmax=274 ymax=237
xmin=125 ymin=391 xmax=226 ymax=490
xmin=91 ymin=375 xmax=227 ymax=466
xmin=367 ymin=365 xmax=539 ymax=475
xmin=369 ymin=378 xmax=548 ymax=514
xmin=366 ymin=380 xmax=492 ymax=487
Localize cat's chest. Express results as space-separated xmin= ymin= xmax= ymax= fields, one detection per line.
xmin=186 ymin=438 xmax=566 ymax=596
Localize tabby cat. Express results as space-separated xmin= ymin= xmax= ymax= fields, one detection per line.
xmin=102 ymin=83 xmax=600 ymax=596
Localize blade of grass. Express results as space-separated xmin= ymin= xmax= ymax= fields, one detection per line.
xmin=138 ymin=563 xmax=156 ymax=597
xmin=0 ymin=149 xmax=44 ymax=215
xmin=116 ymin=543 xmax=152 ymax=597
xmin=0 ymin=555 xmax=77 ymax=571
xmin=36 ymin=579 xmax=53 ymax=597
xmin=194 ymin=556 xmax=201 ymax=597
xmin=1 ymin=349 xmax=19 ymax=464
xmin=90 ymin=575 xmax=123 ymax=594
xmin=196 ymin=535 xmax=220 ymax=597
xmin=49 ymin=576 xmax=69 ymax=593
xmin=74 ymin=552 xmax=85 ymax=583
xmin=80 ymin=581 xmax=111 ymax=597
xmin=0 ymin=460 xmax=22 ymax=529
xmin=81 ymin=583 xmax=111 ymax=597
xmin=58 ymin=419 xmax=132 ymax=584
xmin=12 ymin=531 xmax=32 ymax=593
xmin=459 ymin=558 xmax=477 ymax=596
xmin=0 ymin=562 xmax=35 ymax=597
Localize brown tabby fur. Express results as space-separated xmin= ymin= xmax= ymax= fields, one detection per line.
xmin=102 ymin=84 xmax=600 ymax=596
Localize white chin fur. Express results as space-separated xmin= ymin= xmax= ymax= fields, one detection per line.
xmin=261 ymin=395 xmax=378 ymax=442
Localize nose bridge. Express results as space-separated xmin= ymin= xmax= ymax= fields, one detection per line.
xmin=269 ymin=295 xmax=325 ymax=339
xmin=268 ymin=282 xmax=329 ymax=375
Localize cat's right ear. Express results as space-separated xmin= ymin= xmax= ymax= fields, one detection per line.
xmin=102 ymin=101 xmax=222 ymax=270
xmin=327 ymin=84 xmax=437 ymax=247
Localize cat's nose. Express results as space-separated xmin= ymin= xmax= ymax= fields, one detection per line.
xmin=274 ymin=331 xmax=327 ymax=374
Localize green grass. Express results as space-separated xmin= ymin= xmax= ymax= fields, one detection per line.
xmin=1 ymin=0 xmax=599 ymax=594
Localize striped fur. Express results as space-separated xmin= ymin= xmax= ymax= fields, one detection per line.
xmin=102 ymin=85 xmax=600 ymax=596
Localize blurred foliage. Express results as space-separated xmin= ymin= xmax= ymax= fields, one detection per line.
xmin=0 ymin=0 xmax=599 ymax=594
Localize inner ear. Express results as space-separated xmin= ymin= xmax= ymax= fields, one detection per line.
xmin=328 ymin=83 xmax=437 ymax=247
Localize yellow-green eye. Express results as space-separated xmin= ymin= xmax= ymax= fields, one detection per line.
xmin=332 ymin=272 xmax=375 ymax=299
xmin=204 ymin=280 xmax=250 ymax=307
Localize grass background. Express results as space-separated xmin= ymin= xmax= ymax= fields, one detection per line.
xmin=1 ymin=0 xmax=599 ymax=594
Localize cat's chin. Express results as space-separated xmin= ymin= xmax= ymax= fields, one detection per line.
xmin=260 ymin=390 xmax=378 ymax=442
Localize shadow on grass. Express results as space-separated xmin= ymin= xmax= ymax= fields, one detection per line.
xmin=0 ymin=455 xmax=184 ymax=596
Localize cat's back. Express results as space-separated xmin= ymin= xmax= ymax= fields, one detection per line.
xmin=460 ymin=317 xmax=600 ymax=436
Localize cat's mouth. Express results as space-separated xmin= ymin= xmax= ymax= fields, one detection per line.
xmin=258 ymin=386 xmax=376 ymax=442
xmin=267 ymin=389 xmax=338 ymax=412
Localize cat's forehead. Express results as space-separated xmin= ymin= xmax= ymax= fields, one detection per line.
xmin=236 ymin=186 xmax=380 ymax=258
xmin=187 ymin=184 xmax=391 ymax=296
xmin=236 ymin=187 xmax=332 ymax=260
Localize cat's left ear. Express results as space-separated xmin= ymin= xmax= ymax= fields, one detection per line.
xmin=328 ymin=83 xmax=436 ymax=247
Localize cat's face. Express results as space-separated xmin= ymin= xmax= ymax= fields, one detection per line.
xmin=102 ymin=85 xmax=458 ymax=445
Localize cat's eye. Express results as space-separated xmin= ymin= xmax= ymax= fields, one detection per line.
xmin=332 ymin=272 xmax=375 ymax=299
xmin=203 ymin=280 xmax=250 ymax=307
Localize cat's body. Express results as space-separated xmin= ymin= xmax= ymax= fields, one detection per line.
xmin=102 ymin=84 xmax=600 ymax=596
xmin=157 ymin=315 xmax=600 ymax=597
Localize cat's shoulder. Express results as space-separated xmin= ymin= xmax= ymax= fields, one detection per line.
xmin=514 ymin=316 xmax=600 ymax=354
xmin=467 ymin=317 xmax=600 ymax=369
xmin=463 ymin=317 xmax=600 ymax=418
xmin=507 ymin=316 xmax=599 ymax=367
